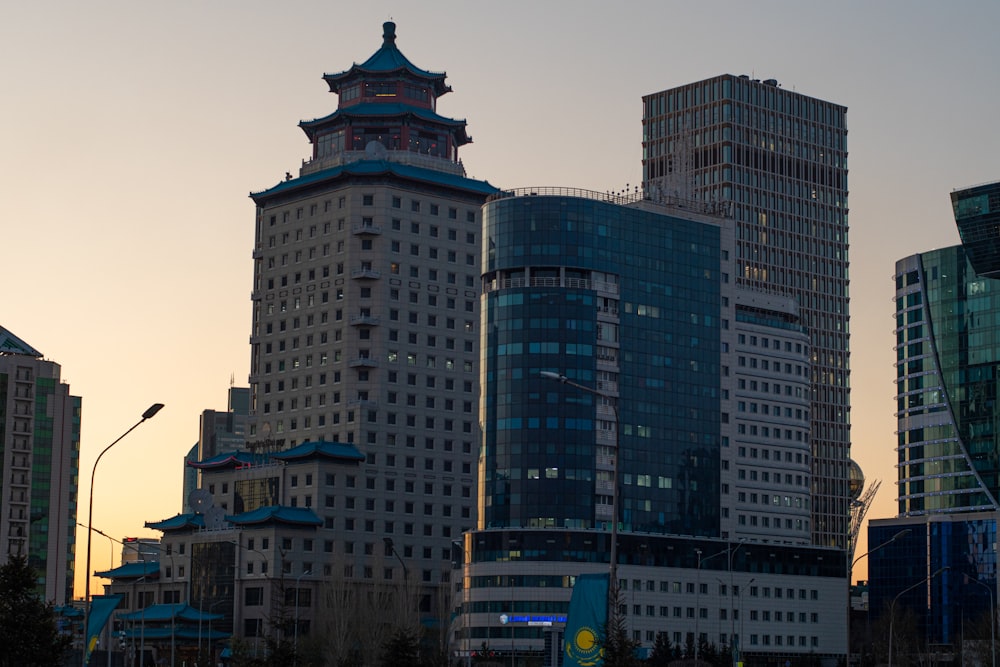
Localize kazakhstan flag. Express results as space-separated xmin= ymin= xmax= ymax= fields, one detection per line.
xmin=564 ymin=573 xmax=609 ymax=667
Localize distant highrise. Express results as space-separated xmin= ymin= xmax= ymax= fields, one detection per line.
xmin=0 ymin=325 xmax=80 ymax=604
xmin=642 ymin=75 xmax=850 ymax=548
xmin=182 ymin=385 xmax=250 ymax=513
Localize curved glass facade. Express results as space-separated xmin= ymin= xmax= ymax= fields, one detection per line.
xmin=480 ymin=191 xmax=723 ymax=536
xmin=894 ymin=247 xmax=1000 ymax=515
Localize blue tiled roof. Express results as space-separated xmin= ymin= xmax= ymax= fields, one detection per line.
xmin=122 ymin=626 xmax=230 ymax=640
xmin=187 ymin=451 xmax=257 ymax=470
xmin=145 ymin=513 xmax=205 ymax=531
xmin=226 ymin=505 xmax=322 ymax=527
xmin=118 ymin=603 xmax=223 ymax=623
xmin=271 ymin=440 xmax=365 ymax=463
xmin=299 ymin=103 xmax=468 ymax=133
xmin=251 ymin=159 xmax=498 ymax=202
xmin=95 ymin=561 xmax=159 ymax=580
xmin=323 ymin=22 xmax=450 ymax=96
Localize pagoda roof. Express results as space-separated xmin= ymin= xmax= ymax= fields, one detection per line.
xmin=0 ymin=326 xmax=42 ymax=357
xmin=225 ymin=505 xmax=322 ymax=528
xmin=271 ymin=440 xmax=365 ymax=463
xmin=145 ymin=513 xmax=205 ymax=532
xmin=95 ymin=561 xmax=160 ymax=580
xmin=187 ymin=451 xmax=257 ymax=470
xmin=323 ymin=22 xmax=450 ymax=97
xmin=251 ymin=159 xmax=498 ymax=204
xmin=118 ymin=603 xmax=224 ymax=624
xmin=299 ymin=103 xmax=470 ymax=144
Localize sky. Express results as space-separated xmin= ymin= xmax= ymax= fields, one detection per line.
xmin=2 ymin=1 xmax=998 ymax=600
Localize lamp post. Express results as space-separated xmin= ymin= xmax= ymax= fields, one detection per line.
xmin=695 ymin=548 xmax=728 ymax=662
xmin=83 ymin=403 xmax=163 ymax=667
xmin=727 ymin=540 xmax=746 ymax=667
xmin=963 ymin=573 xmax=996 ymax=667
xmin=540 ymin=371 xmax=620 ymax=625
xmin=848 ymin=528 xmax=910 ymax=666
xmin=888 ymin=566 xmax=948 ymax=667
xmin=739 ymin=577 xmax=754 ymax=654
xmin=384 ymin=537 xmax=412 ymax=633
xmin=293 ymin=569 xmax=312 ymax=666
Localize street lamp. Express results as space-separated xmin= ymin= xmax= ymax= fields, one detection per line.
xmin=83 ymin=403 xmax=163 ymax=667
xmin=888 ymin=566 xmax=948 ymax=667
xmin=964 ymin=573 xmax=996 ymax=667
xmin=695 ymin=548 xmax=728 ymax=663
xmin=539 ymin=371 xmax=620 ymax=623
xmin=848 ymin=528 xmax=910 ymax=666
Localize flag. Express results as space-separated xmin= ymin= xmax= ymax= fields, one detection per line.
xmin=564 ymin=573 xmax=609 ymax=667
xmin=85 ymin=595 xmax=122 ymax=665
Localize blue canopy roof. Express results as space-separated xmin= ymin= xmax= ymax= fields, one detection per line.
xmin=95 ymin=561 xmax=159 ymax=580
xmin=299 ymin=102 xmax=468 ymax=134
xmin=252 ymin=159 xmax=498 ymax=203
xmin=271 ymin=440 xmax=366 ymax=463
xmin=118 ymin=603 xmax=223 ymax=623
xmin=145 ymin=513 xmax=205 ymax=531
xmin=187 ymin=451 xmax=257 ymax=470
xmin=323 ymin=22 xmax=450 ymax=97
xmin=226 ymin=505 xmax=322 ymax=527
xmin=122 ymin=626 xmax=230 ymax=641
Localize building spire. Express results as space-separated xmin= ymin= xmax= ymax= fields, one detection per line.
xmin=382 ymin=21 xmax=396 ymax=46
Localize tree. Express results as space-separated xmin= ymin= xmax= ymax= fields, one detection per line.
xmin=601 ymin=592 xmax=640 ymax=667
xmin=647 ymin=631 xmax=678 ymax=667
xmin=0 ymin=554 xmax=71 ymax=667
xmin=379 ymin=628 xmax=421 ymax=667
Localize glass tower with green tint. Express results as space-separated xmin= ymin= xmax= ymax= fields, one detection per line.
xmin=0 ymin=325 xmax=81 ymax=604
xmin=894 ymin=182 xmax=1000 ymax=514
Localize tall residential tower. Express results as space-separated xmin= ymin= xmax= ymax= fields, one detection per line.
xmin=0 ymin=325 xmax=80 ymax=604
xmin=642 ymin=75 xmax=850 ymax=548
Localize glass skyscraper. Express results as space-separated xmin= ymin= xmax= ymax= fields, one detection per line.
xmin=894 ymin=181 xmax=1000 ymax=515
xmin=641 ymin=75 xmax=850 ymax=548
xmin=480 ymin=190 xmax=725 ymax=535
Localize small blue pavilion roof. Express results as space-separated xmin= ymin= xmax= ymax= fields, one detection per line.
xmin=251 ymin=159 xmax=498 ymax=203
xmin=271 ymin=440 xmax=365 ymax=463
xmin=145 ymin=513 xmax=205 ymax=531
xmin=95 ymin=561 xmax=159 ymax=580
xmin=187 ymin=451 xmax=257 ymax=470
xmin=323 ymin=22 xmax=450 ymax=97
xmin=225 ymin=505 xmax=322 ymax=527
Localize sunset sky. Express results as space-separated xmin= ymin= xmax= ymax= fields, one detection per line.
xmin=3 ymin=1 xmax=998 ymax=599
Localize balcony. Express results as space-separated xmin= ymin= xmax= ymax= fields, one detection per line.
xmin=352 ymin=223 xmax=382 ymax=236
xmin=350 ymin=315 xmax=381 ymax=327
xmin=349 ymin=357 xmax=379 ymax=369
xmin=351 ymin=268 xmax=382 ymax=280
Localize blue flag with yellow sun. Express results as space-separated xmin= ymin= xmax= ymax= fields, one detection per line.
xmin=564 ymin=573 xmax=609 ymax=667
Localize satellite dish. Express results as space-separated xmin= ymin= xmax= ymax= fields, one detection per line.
xmin=204 ymin=506 xmax=227 ymax=531
xmin=188 ymin=489 xmax=212 ymax=514
xmin=364 ymin=140 xmax=388 ymax=160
